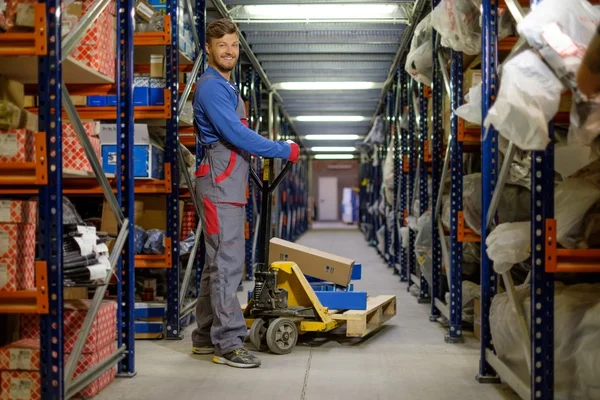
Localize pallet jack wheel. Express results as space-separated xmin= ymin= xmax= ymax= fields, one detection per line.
xmin=266 ymin=318 xmax=298 ymax=355
xmin=249 ymin=318 xmax=268 ymax=352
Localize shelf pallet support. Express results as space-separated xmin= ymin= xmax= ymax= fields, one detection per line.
xmin=446 ymin=51 xmax=464 ymax=343
xmin=116 ymin=0 xmax=136 ymax=375
xmin=477 ymin=0 xmax=502 ymax=384
xmin=392 ymin=69 xmax=401 ymax=275
xmin=417 ymin=82 xmax=430 ymax=303
xmin=399 ymin=68 xmax=409 ymax=283
xmin=406 ymin=80 xmax=417 ymax=292
xmin=38 ymin=0 xmax=64 ymax=396
xmin=166 ymin=0 xmax=182 ymax=339
xmin=430 ymin=10 xmax=444 ymax=322
xmin=530 ymin=0 xmax=555 ymax=396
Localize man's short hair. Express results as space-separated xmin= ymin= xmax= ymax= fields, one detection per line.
xmin=206 ymin=18 xmax=237 ymax=43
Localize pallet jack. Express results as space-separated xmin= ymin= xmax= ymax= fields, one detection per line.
xmin=243 ymin=159 xmax=343 ymax=355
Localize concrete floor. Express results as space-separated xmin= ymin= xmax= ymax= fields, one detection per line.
xmin=97 ymin=225 xmax=520 ymax=400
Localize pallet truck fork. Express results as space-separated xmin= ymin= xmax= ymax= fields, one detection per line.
xmin=243 ymin=159 xmax=343 ymax=355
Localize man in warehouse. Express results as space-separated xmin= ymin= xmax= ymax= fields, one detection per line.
xmin=577 ymin=23 xmax=600 ymax=98
xmin=191 ymin=18 xmax=300 ymax=369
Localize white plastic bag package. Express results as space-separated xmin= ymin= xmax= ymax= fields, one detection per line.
xmin=414 ymin=212 xmax=433 ymax=286
xmin=569 ymin=97 xmax=600 ymax=146
xmin=399 ymin=226 xmax=410 ymax=249
xmin=483 ymin=50 xmax=564 ymax=151
xmin=485 ymin=221 xmax=531 ymax=274
xmin=554 ymin=142 xmax=599 ymax=178
xmin=405 ymin=14 xmax=433 ymax=86
xmin=517 ymin=0 xmax=600 ymax=91
xmin=430 ymin=0 xmax=481 ymax=55
xmin=454 ymin=81 xmax=482 ymax=126
xmin=490 ymin=283 xmax=600 ymax=400
xmin=555 ymin=177 xmax=600 ymax=248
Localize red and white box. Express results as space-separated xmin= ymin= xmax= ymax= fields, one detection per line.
xmin=82 ymin=0 xmax=116 ymax=15
xmin=62 ymin=122 xmax=97 ymax=138
xmin=0 ymin=130 xmax=35 ymax=164
xmin=0 ymin=223 xmax=35 ymax=260
xmin=78 ymin=11 xmax=114 ymax=47
xmin=180 ymin=203 xmax=195 ymax=240
xmin=0 ymin=343 xmax=116 ymax=399
xmin=62 ymin=136 xmax=101 ymax=173
xmin=0 ymin=200 xmax=36 ymax=225
xmin=21 ymin=300 xmax=117 ymax=354
xmin=71 ymin=45 xmax=116 ymax=80
xmin=0 ymin=255 xmax=35 ymax=292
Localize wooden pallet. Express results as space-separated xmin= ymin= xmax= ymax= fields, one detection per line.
xmin=330 ymin=295 xmax=396 ymax=337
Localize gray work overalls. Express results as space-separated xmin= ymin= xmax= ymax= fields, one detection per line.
xmin=191 ymin=74 xmax=250 ymax=355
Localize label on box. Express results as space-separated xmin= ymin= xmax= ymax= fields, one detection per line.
xmin=9 ymin=349 xmax=32 ymax=370
xmin=0 ymin=263 xmax=6 ymax=288
xmin=0 ymin=134 xmax=18 ymax=157
xmin=0 ymin=231 xmax=8 ymax=255
xmin=0 ymin=201 xmax=10 ymax=221
xmin=107 ymin=151 xmax=116 ymax=165
xmin=9 ymin=378 xmax=32 ymax=399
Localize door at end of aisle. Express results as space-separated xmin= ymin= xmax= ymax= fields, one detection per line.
xmin=318 ymin=176 xmax=339 ymax=221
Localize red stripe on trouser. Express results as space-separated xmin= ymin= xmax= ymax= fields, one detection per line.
xmin=203 ymin=198 xmax=219 ymax=235
xmin=215 ymin=151 xmax=237 ymax=183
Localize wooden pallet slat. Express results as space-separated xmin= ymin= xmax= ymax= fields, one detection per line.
xmin=330 ymin=295 xmax=396 ymax=337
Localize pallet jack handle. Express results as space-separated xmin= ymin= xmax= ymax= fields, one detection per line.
xmin=249 ymin=159 xmax=293 ymax=270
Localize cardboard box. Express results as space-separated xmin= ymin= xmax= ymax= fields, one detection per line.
xmin=71 ymin=95 xmax=87 ymax=106
xmin=0 ymin=101 xmax=21 ymax=130
xmin=0 ymin=255 xmax=35 ymax=292
xmin=150 ymin=54 xmax=164 ymax=78
xmin=101 ymin=143 xmax=164 ymax=179
xmin=473 ymin=298 xmax=480 ymax=341
xmin=64 ymin=286 xmax=89 ymax=300
xmin=135 ymin=0 xmax=156 ymax=22
xmin=20 ymin=300 xmax=117 ymax=354
xmin=23 ymin=96 xmax=36 ymax=108
xmin=0 ymin=344 xmax=116 ymax=399
xmin=0 ymin=77 xmax=24 ymax=109
xmin=62 ymin=136 xmax=101 ymax=173
xmin=0 ymin=200 xmax=36 ymax=225
xmin=268 ymin=238 xmax=355 ymax=287
xmin=62 ymin=121 xmax=97 ymax=138
xmin=71 ymin=45 xmax=116 ymax=80
xmin=18 ymin=109 xmax=37 ymax=133
xmin=149 ymin=78 xmax=165 ymax=106
xmin=0 ymin=223 xmax=35 ymax=260
xmin=133 ymin=75 xmax=150 ymax=106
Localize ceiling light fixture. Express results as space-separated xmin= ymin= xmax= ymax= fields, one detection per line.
xmin=311 ymin=146 xmax=356 ymax=152
xmin=295 ymin=116 xmax=367 ymax=122
xmin=314 ymin=154 xmax=355 ymax=160
xmin=273 ymin=82 xmax=383 ymax=91
xmin=242 ymin=4 xmax=400 ymax=19
xmin=303 ymin=134 xmax=362 ymax=140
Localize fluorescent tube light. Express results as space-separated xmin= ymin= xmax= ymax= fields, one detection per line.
xmin=273 ymin=82 xmax=383 ymax=91
xmin=311 ymin=147 xmax=356 ymax=152
xmin=314 ymin=154 xmax=355 ymax=160
xmin=295 ymin=116 xmax=367 ymax=122
xmin=303 ymin=134 xmax=362 ymax=140
xmin=243 ymin=4 xmax=399 ymax=19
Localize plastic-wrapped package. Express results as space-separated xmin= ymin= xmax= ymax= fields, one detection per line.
xmin=430 ymin=0 xmax=481 ymax=55
xmin=569 ymin=98 xmax=600 ymax=146
xmin=143 ymin=229 xmax=166 ymax=255
xmin=405 ymin=14 xmax=433 ymax=86
xmin=497 ymin=8 xmax=515 ymax=41
xmin=484 ymin=50 xmax=564 ymax=151
xmin=179 ymin=101 xmax=194 ymax=126
xmin=517 ymin=0 xmax=600 ymax=91
xmin=180 ymin=230 xmax=196 ymax=255
xmin=399 ymin=227 xmax=409 ymax=249
xmin=133 ymin=225 xmax=146 ymax=254
xmin=555 ymin=177 xmax=600 ymax=248
xmin=490 ymin=283 xmax=600 ymax=400
xmin=485 ymin=221 xmax=531 ymax=274
xmin=366 ymin=116 xmax=385 ymax=144
xmin=455 ymin=82 xmax=482 ymax=126
xmin=414 ymin=212 xmax=432 ymax=286
xmin=555 ymin=141 xmax=599 ymax=178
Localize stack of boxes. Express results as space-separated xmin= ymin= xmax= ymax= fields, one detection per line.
xmin=0 ymin=300 xmax=117 ymax=399
xmin=62 ymin=121 xmax=101 ymax=173
xmin=71 ymin=0 xmax=116 ymax=80
xmin=0 ymin=200 xmax=36 ymax=293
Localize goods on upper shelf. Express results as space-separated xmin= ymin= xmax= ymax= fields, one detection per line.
xmin=405 ymin=13 xmax=433 ymax=86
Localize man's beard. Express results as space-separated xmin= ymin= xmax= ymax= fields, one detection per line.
xmin=213 ymin=55 xmax=236 ymax=72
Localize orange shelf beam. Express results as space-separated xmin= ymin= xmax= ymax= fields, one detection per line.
xmin=0 ymin=261 xmax=49 ymax=314
xmin=26 ymin=90 xmax=171 ymax=120
xmin=134 ymin=15 xmax=171 ymax=46
xmin=179 ymin=134 xmax=195 ymax=147
xmin=135 ymin=238 xmax=172 ymax=268
xmin=545 ymin=219 xmax=600 ymax=273
xmin=498 ymin=36 xmax=519 ymax=52
xmin=458 ymin=211 xmax=481 ymax=243
xmin=458 ymin=119 xmax=481 ymax=144
xmin=0 ymin=132 xmax=47 ymax=186
xmin=0 ymin=4 xmax=47 ymax=56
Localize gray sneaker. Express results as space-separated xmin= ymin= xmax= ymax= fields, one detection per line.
xmin=192 ymin=345 xmax=215 ymax=354
xmin=213 ymin=348 xmax=261 ymax=368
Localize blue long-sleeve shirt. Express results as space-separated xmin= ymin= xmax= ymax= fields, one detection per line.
xmin=193 ymin=66 xmax=291 ymax=159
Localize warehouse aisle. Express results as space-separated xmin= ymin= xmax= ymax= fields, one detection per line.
xmin=97 ymin=226 xmax=519 ymax=400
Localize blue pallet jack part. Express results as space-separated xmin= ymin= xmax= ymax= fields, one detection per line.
xmin=310 ymin=283 xmax=355 ymax=292
xmin=313 ymin=291 xmax=367 ymax=310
